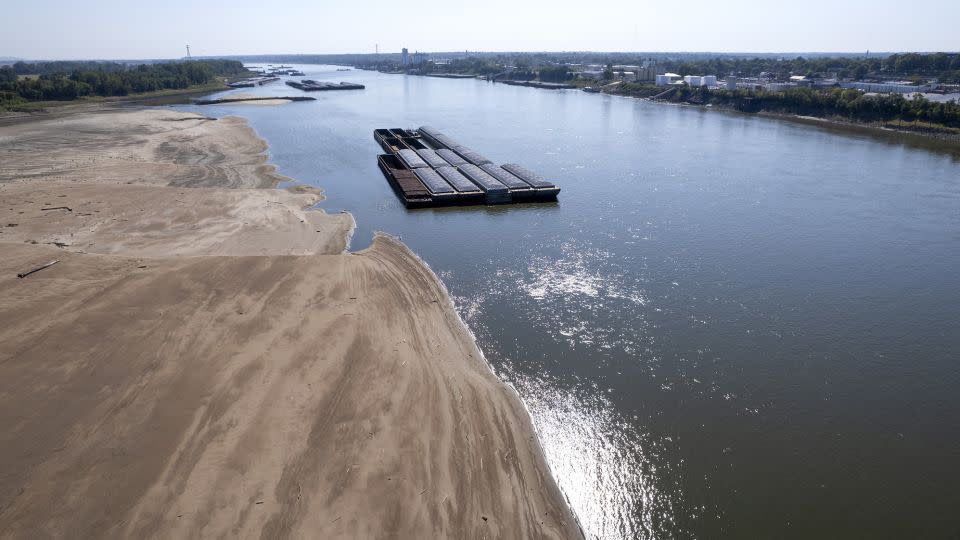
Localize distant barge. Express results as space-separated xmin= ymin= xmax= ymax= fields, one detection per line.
xmin=195 ymin=96 xmax=316 ymax=105
xmin=374 ymin=127 xmax=560 ymax=208
xmin=286 ymin=80 xmax=365 ymax=91
xmin=227 ymin=76 xmax=280 ymax=88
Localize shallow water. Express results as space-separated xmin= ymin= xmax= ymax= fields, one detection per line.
xmin=178 ymin=65 xmax=960 ymax=539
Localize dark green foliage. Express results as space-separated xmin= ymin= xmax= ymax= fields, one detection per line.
xmin=661 ymin=53 xmax=960 ymax=83
xmin=406 ymin=58 xmax=502 ymax=75
xmin=537 ymin=65 xmax=571 ymax=82
xmin=10 ymin=59 xmax=249 ymax=77
xmin=609 ymin=83 xmax=662 ymax=98
xmin=1 ymin=60 xmax=246 ymax=102
xmin=351 ymin=51 xmax=960 ymax=85
xmin=508 ymin=70 xmax=536 ymax=81
xmin=437 ymin=58 xmax=502 ymax=75
xmin=0 ymin=66 xmax=16 ymax=83
xmin=0 ymin=90 xmax=25 ymax=107
xmin=883 ymin=53 xmax=960 ymax=76
xmin=657 ymin=86 xmax=960 ymax=129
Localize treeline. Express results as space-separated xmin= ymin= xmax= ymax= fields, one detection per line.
xmin=606 ymin=83 xmax=664 ymax=98
xmin=537 ymin=65 xmax=573 ymax=82
xmin=8 ymin=59 xmax=249 ymax=77
xmin=404 ymin=58 xmax=572 ymax=82
xmin=408 ymin=57 xmax=503 ymax=76
xmin=0 ymin=60 xmax=247 ymax=102
xmin=883 ymin=53 xmax=960 ymax=76
xmin=376 ymin=52 xmax=960 ymax=85
xmin=661 ymin=53 xmax=960 ymax=83
xmin=667 ymin=86 xmax=960 ymax=129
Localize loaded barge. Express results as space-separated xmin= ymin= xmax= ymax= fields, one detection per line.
xmin=227 ymin=76 xmax=280 ymax=88
xmin=374 ymin=127 xmax=560 ymax=207
xmin=287 ymin=80 xmax=365 ymax=91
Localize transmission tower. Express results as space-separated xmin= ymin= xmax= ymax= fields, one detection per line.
xmin=186 ymin=45 xmax=192 ymax=59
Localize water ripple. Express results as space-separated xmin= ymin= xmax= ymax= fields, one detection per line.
xmin=499 ymin=366 xmax=682 ymax=540
xmin=450 ymin=240 xmax=689 ymax=539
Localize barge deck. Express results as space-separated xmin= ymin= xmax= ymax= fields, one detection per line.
xmin=287 ymin=80 xmax=365 ymax=91
xmin=374 ymin=126 xmax=561 ymax=208
xmin=378 ymin=154 xmax=432 ymax=207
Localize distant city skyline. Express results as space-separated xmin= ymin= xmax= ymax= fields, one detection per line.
xmin=4 ymin=0 xmax=959 ymax=60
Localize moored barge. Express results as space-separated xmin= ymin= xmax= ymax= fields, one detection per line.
xmin=373 ymin=126 xmax=561 ymax=208
xmin=287 ymin=80 xmax=365 ymax=91
xmin=377 ymin=154 xmax=432 ymax=207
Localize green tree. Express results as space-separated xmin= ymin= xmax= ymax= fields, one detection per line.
xmin=602 ymin=68 xmax=614 ymax=81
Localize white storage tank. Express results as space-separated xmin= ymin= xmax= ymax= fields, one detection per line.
xmin=656 ymin=73 xmax=681 ymax=86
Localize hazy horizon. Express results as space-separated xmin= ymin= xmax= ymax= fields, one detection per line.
xmin=4 ymin=50 xmax=957 ymax=63
xmin=4 ymin=0 xmax=959 ymax=60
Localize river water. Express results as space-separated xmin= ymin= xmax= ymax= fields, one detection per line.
xmin=178 ymin=64 xmax=960 ymax=539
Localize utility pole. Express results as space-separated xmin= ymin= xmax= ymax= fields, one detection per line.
xmin=186 ymin=44 xmax=192 ymax=59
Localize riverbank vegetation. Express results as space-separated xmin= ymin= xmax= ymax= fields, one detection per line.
xmin=347 ymin=51 xmax=960 ymax=85
xmin=0 ymin=60 xmax=249 ymax=109
xmin=604 ymin=83 xmax=664 ymax=98
xmin=721 ymin=87 xmax=958 ymax=128
xmin=658 ymin=53 xmax=960 ymax=84
xmin=605 ymin=84 xmax=960 ymax=134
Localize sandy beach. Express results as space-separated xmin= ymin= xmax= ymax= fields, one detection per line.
xmin=0 ymin=108 xmax=581 ymax=538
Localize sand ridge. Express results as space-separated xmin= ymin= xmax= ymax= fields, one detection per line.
xmin=0 ymin=109 xmax=286 ymax=188
xmin=0 ymin=108 xmax=582 ymax=539
xmin=215 ymin=93 xmax=295 ymax=106
xmin=0 ymin=182 xmax=352 ymax=257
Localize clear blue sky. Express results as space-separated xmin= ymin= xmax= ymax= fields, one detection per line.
xmin=3 ymin=0 xmax=958 ymax=60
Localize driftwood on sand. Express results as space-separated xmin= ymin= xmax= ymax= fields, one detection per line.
xmin=16 ymin=259 xmax=59 ymax=278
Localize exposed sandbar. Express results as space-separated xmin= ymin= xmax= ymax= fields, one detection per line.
xmin=0 ymin=108 xmax=581 ymax=539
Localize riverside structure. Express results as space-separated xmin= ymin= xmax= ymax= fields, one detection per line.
xmin=374 ymin=126 xmax=561 ymax=207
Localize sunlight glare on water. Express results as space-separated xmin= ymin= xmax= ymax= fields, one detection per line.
xmin=451 ymin=240 xmax=680 ymax=539
xmin=501 ymin=366 xmax=680 ymax=540
xmin=521 ymin=242 xmax=651 ymax=352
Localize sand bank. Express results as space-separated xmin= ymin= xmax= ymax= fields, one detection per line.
xmin=228 ymin=98 xmax=296 ymax=105
xmin=0 ymin=109 xmax=286 ymax=188
xmin=0 ymin=108 xmax=581 ymax=539
xmin=0 ymin=182 xmax=350 ymax=256
xmin=196 ymin=93 xmax=313 ymax=106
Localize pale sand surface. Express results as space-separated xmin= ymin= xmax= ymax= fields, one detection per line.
xmin=0 ymin=109 xmax=286 ymax=188
xmin=229 ymin=99 xmax=292 ymax=106
xmin=221 ymin=93 xmax=292 ymax=106
xmin=0 ymin=108 xmax=581 ymax=539
xmin=0 ymin=182 xmax=351 ymax=256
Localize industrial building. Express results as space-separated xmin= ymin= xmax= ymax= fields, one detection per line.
xmin=840 ymin=81 xmax=936 ymax=93
xmin=635 ymin=59 xmax=657 ymax=82
xmin=655 ymin=73 xmax=682 ymax=86
xmin=680 ymin=75 xmax=718 ymax=87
